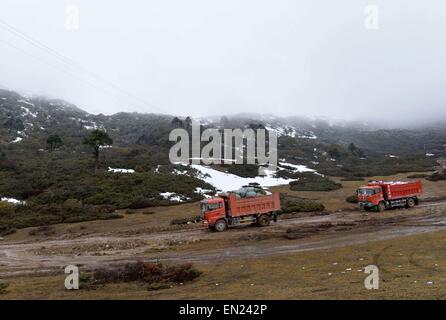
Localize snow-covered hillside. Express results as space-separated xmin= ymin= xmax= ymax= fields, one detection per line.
xmin=190 ymin=162 xmax=315 ymax=191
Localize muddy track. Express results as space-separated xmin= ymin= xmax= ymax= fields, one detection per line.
xmin=1 ymin=201 xmax=446 ymax=277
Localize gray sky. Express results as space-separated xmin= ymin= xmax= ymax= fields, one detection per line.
xmin=1 ymin=0 xmax=446 ymax=125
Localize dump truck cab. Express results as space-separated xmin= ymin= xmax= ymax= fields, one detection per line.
xmin=200 ymin=197 xmax=226 ymax=228
xmin=357 ymin=186 xmax=384 ymax=210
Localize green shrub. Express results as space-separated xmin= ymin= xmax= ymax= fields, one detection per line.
xmin=280 ymin=195 xmax=325 ymax=213
xmin=0 ymin=203 xmax=120 ymax=231
xmin=0 ymin=227 xmax=16 ymax=236
xmin=90 ymin=262 xmax=202 ymax=287
xmin=341 ymin=176 xmax=364 ymax=181
xmin=170 ymin=215 xmax=202 ymax=225
xmin=426 ymin=171 xmax=446 ymax=181
xmin=0 ymin=202 xmax=14 ymax=215
xmin=346 ymin=195 xmax=358 ymax=203
xmin=221 ymin=164 xmax=259 ymax=178
xmin=289 ymin=173 xmax=342 ymax=191
xmin=147 ymin=283 xmax=172 ymax=291
xmin=128 ymin=198 xmax=155 ymax=209
xmin=407 ymin=174 xmax=429 ymax=179
xmin=28 ymin=226 xmax=55 ymax=236
xmin=275 ymin=169 xmax=302 ymax=179
xmin=0 ymin=280 xmax=9 ymax=294
xmin=63 ymin=199 xmax=83 ymax=210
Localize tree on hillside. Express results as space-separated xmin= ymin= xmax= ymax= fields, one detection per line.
xmin=171 ymin=117 xmax=183 ymax=128
xmin=328 ymin=145 xmax=341 ymax=160
xmin=46 ymin=134 xmax=63 ymax=152
xmin=4 ymin=117 xmax=25 ymax=132
xmin=348 ymin=143 xmax=365 ymax=157
xmin=83 ymin=130 xmax=113 ymax=174
xmin=184 ymin=116 xmax=192 ymax=129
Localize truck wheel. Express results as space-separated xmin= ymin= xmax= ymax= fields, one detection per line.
xmin=214 ymin=219 xmax=227 ymax=232
xmin=406 ymin=198 xmax=416 ymax=208
xmin=257 ymin=214 xmax=271 ymax=227
xmin=377 ymin=202 xmax=386 ymax=212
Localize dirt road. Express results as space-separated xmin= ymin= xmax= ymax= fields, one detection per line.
xmin=1 ymin=201 xmax=446 ymax=278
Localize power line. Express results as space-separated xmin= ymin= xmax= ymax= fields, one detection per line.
xmin=0 ymin=19 xmax=163 ymax=112
xmin=0 ymin=19 xmax=165 ymax=114
xmin=0 ymin=37 xmax=156 ymax=112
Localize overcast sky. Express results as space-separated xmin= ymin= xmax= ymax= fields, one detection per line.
xmin=1 ymin=0 xmax=446 ymax=125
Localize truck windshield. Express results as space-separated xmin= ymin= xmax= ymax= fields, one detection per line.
xmin=207 ymin=203 xmax=220 ymax=211
xmin=358 ymin=188 xmax=377 ymax=196
xmin=201 ymin=202 xmax=221 ymax=213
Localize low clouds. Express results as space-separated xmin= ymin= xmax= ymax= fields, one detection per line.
xmin=1 ymin=0 xmax=446 ymax=126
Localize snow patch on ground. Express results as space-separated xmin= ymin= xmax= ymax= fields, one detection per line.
xmin=84 ymin=124 xmax=99 ymax=130
xmin=265 ymin=125 xmax=297 ymax=138
xmin=194 ymin=187 xmax=213 ymax=198
xmin=173 ymin=168 xmax=188 ymax=175
xmin=278 ymin=162 xmax=315 ymax=173
xmin=71 ymin=117 xmax=103 ymax=130
xmin=20 ymin=106 xmax=38 ymax=118
xmin=160 ymin=192 xmax=190 ymax=202
xmin=108 ymin=167 xmax=135 ymax=173
xmin=191 ymin=164 xmax=292 ymax=191
xmin=10 ymin=137 xmax=23 ymax=143
xmin=1 ymin=197 xmax=25 ymax=205
xmin=297 ymin=132 xmax=318 ymax=139
xmin=426 ymin=153 xmax=435 ymax=157
xmin=18 ymin=99 xmax=35 ymax=107
xmin=264 ymin=124 xmax=317 ymax=140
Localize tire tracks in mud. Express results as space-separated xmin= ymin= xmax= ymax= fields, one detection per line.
xmin=1 ymin=200 xmax=446 ymax=277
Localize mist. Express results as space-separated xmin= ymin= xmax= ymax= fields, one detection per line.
xmin=1 ymin=0 xmax=446 ymax=127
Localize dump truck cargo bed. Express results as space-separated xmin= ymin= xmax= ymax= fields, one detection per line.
xmin=367 ymin=180 xmax=423 ymax=200
xmin=225 ymin=192 xmax=281 ymax=217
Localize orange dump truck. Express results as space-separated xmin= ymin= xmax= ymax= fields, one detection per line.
xmin=357 ymin=180 xmax=423 ymax=212
xmin=200 ymin=191 xmax=281 ymax=232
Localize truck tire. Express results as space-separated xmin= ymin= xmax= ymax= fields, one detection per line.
xmin=406 ymin=198 xmax=416 ymax=208
xmin=257 ymin=214 xmax=271 ymax=227
xmin=214 ymin=219 xmax=227 ymax=232
xmin=377 ymin=202 xmax=386 ymax=212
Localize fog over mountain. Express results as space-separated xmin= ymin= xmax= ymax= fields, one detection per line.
xmin=1 ymin=1 xmax=446 ymax=126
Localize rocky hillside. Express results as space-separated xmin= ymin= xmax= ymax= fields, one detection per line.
xmin=0 ymin=88 xmax=442 ymax=233
xmin=1 ymin=88 xmax=441 ymax=177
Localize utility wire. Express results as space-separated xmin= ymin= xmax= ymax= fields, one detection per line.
xmin=0 ymin=37 xmax=156 ymax=112
xmin=0 ymin=19 xmax=165 ymax=113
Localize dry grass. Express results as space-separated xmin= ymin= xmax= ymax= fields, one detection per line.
xmin=2 ymin=230 xmax=446 ymax=299
xmin=2 ymin=172 xmax=446 ymax=299
xmin=5 ymin=202 xmax=200 ymax=242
